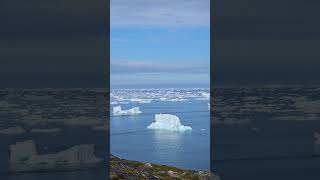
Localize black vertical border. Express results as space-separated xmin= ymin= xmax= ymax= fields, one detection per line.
xmin=210 ymin=0 xmax=215 ymax=173
xmin=106 ymin=0 xmax=111 ymax=178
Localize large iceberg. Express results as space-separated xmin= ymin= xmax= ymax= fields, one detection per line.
xmin=147 ymin=114 xmax=192 ymax=131
xmin=112 ymin=106 xmax=142 ymax=116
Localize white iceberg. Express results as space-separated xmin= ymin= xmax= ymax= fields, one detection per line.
xmin=138 ymin=99 xmax=152 ymax=104
xmin=147 ymin=114 xmax=192 ymax=131
xmin=112 ymin=106 xmax=142 ymax=116
xmin=201 ymin=92 xmax=210 ymax=100
xmin=129 ymin=98 xmax=152 ymax=104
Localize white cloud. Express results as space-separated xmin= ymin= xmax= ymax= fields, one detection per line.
xmin=110 ymin=60 xmax=209 ymax=74
xmin=111 ymin=0 xmax=210 ymax=27
xmin=111 ymin=72 xmax=209 ymax=86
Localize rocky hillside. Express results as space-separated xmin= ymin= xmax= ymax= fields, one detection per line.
xmin=110 ymin=155 xmax=215 ymax=180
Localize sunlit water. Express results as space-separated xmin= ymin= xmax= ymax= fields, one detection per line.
xmin=110 ymin=88 xmax=210 ymax=171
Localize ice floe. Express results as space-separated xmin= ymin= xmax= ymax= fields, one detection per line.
xmin=112 ymin=106 xmax=142 ymax=116
xmin=111 ymin=88 xmax=210 ymax=103
xmin=147 ymin=114 xmax=192 ymax=131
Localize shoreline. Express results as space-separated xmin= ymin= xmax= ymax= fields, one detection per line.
xmin=110 ymin=154 xmax=216 ymax=180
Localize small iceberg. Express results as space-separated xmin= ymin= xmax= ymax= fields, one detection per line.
xmin=147 ymin=114 xmax=192 ymax=131
xmin=113 ymin=106 xmax=142 ymax=116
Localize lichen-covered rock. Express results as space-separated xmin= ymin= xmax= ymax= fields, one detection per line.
xmin=110 ymin=154 xmax=212 ymax=180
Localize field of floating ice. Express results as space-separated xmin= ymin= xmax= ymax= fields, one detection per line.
xmin=111 ymin=88 xmax=210 ymax=170
xmin=110 ymin=88 xmax=210 ymax=105
xmin=112 ymin=106 xmax=142 ymax=116
xmin=147 ymin=114 xmax=192 ymax=131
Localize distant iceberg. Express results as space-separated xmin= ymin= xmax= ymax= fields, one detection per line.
xmin=147 ymin=114 xmax=192 ymax=131
xmin=113 ymin=106 xmax=142 ymax=116
xmin=201 ymin=92 xmax=210 ymax=100
xmin=129 ymin=98 xmax=152 ymax=104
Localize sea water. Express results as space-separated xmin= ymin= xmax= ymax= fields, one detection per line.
xmin=110 ymin=88 xmax=210 ymax=171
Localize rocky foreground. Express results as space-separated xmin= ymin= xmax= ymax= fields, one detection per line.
xmin=110 ymin=155 xmax=217 ymax=180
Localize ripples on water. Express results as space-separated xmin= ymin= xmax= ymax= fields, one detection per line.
xmin=110 ymin=88 xmax=210 ymax=171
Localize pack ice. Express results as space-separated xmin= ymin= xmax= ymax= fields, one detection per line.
xmin=113 ymin=106 xmax=142 ymax=116
xmin=147 ymin=114 xmax=192 ymax=131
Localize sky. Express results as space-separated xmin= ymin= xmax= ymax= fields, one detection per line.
xmin=110 ymin=0 xmax=210 ymax=88
xmin=3 ymin=0 xmax=319 ymax=88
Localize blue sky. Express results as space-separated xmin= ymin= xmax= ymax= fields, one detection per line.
xmin=111 ymin=0 xmax=210 ymax=88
